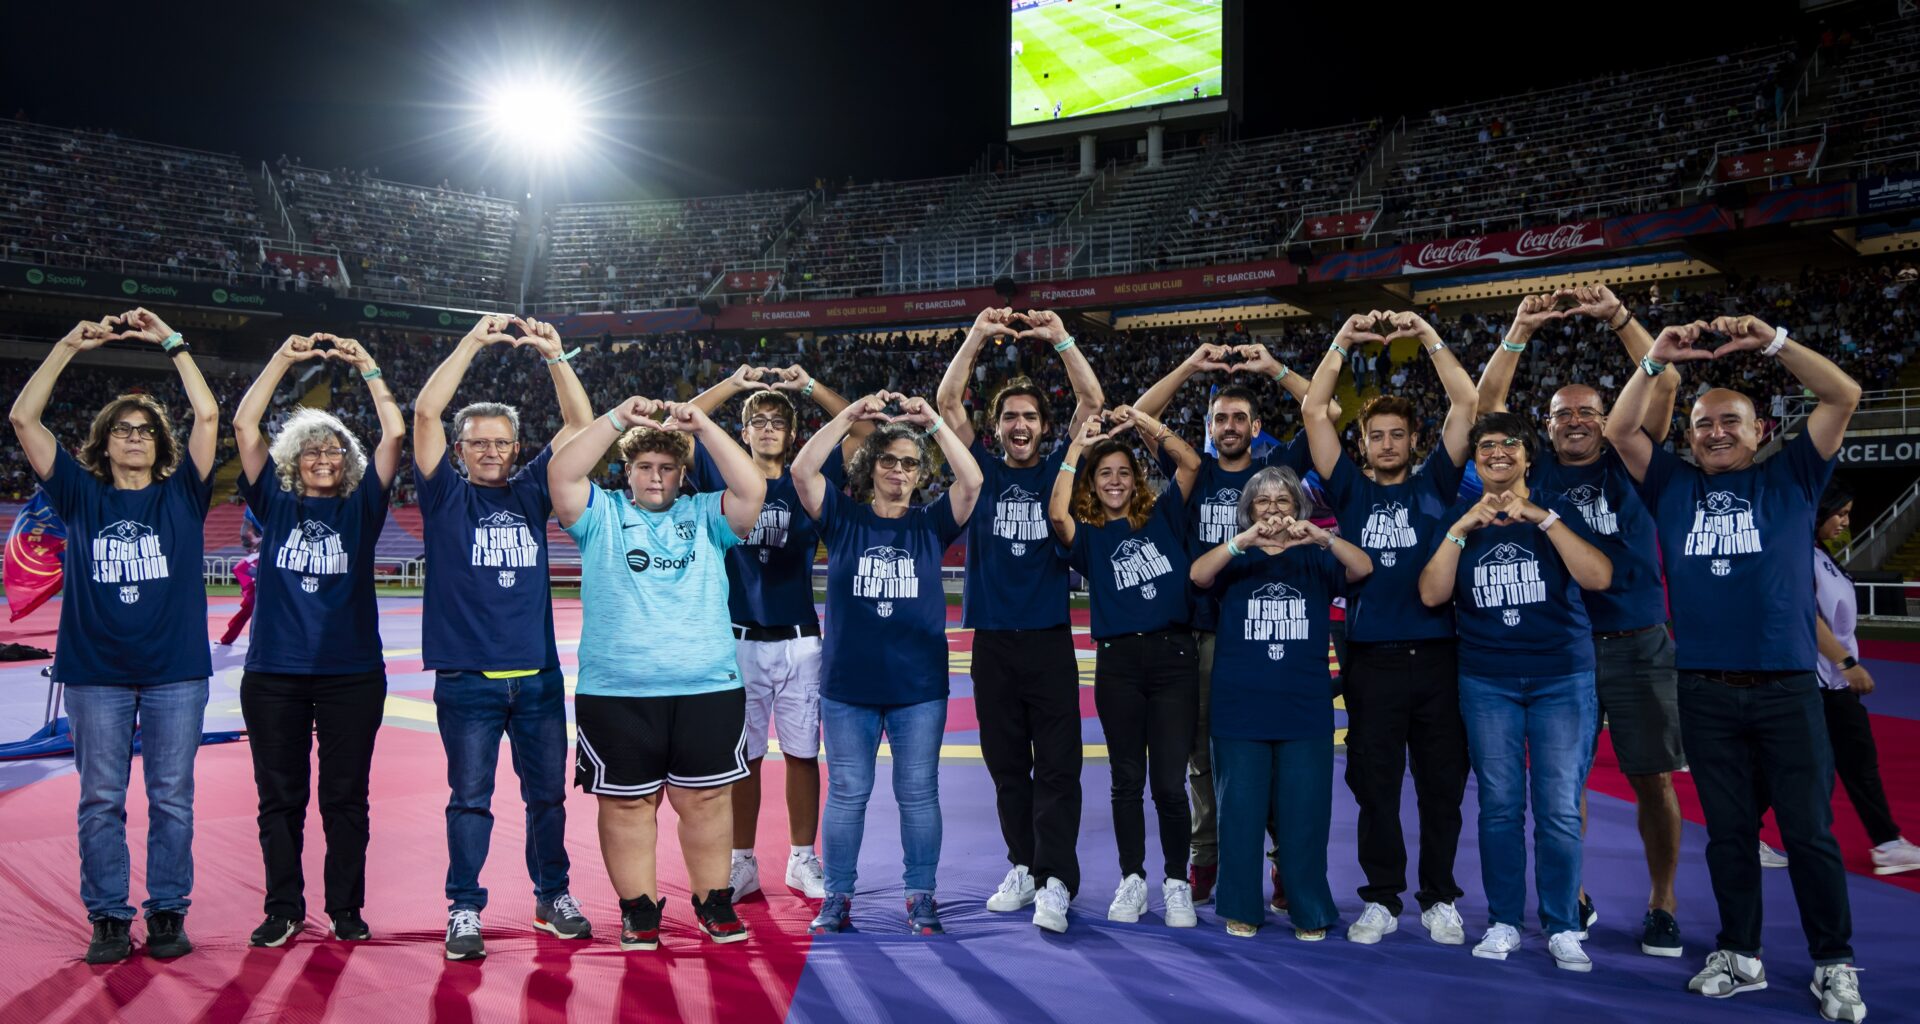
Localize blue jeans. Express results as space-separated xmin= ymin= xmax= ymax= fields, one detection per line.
xmin=1458 ymin=670 xmax=1597 ymax=936
xmin=820 ymin=697 xmax=946 ymax=897
xmin=435 ymin=669 xmax=572 ymax=911
xmin=65 ymin=679 xmax=209 ymax=921
xmin=1212 ymin=734 xmax=1337 ymax=930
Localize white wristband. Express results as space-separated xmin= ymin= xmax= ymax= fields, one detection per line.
xmin=1536 ymin=509 xmax=1561 ymax=533
xmin=1761 ymin=326 xmax=1789 ymax=357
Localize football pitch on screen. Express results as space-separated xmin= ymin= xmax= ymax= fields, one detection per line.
xmin=1011 ymin=0 xmax=1223 ymax=126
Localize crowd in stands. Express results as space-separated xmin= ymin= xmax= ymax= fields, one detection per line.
xmin=538 ymin=190 xmax=807 ymax=311
xmin=1823 ymin=18 xmax=1920 ymax=173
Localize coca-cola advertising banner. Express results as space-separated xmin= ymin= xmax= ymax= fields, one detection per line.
xmin=1714 ymin=145 xmax=1819 ymax=183
xmin=1302 ymin=210 xmax=1378 ymax=240
xmin=1399 ymin=221 xmax=1610 ymax=275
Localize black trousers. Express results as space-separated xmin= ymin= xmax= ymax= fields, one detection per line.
xmin=1822 ymin=687 xmax=1903 ymax=845
xmin=1094 ymin=631 xmax=1199 ymax=880
xmin=1341 ymin=639 xmax=1469 ymax=915
xmin=973 ymin=627 xmax=1083 ymax=896
xmin=240 ymin=669 xmax=387 ymax=918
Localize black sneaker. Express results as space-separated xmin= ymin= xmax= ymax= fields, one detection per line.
xmin=534 ymin=893 xmax=592 ymax=939
xmin=329 ymin=911 xmax=370 ymax=941
xmin=445 ymin=909 xmax=484 ymax=961
xmin=250 ymin=915 xmax=302 ymax=948
xmin=1577 ymin=893 xmax=1598 ymax=939
xmin=1640 ymin=908 xmax=1683 ymax=957
xmin=145 ymin=911 xmax=192 ymax=960
xmin=619 ymin=895 xmax=661 ymax=951
xmin=693 ymin=888 xmax=749 ymax=944
xmin=85 ymin=918 xmax=133 ymax=964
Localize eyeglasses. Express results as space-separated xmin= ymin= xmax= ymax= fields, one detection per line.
xmin=1251 ymin=495 xmax=1292 ymax=510
xmin=876 ymin=454 xmax=922 ymax=471
xmin=1476 ymin=438 xmax=1526 ymax=453
xmin=109 ymin=423 xmax=159 ymax=439
xmin=460 ymin=439 xmax=518 ymax=453
xmin=747 ymin=417 xmax=790 ymax=431
xmin=299 ymin=447 xmax=349 ymax=462
xmin=1548 ymin=409 xmax=1603 ymax=423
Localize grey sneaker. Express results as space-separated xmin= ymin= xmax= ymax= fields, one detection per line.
xmin=1811 ymin=964 xmax=1865 ymax=1023
xmin=534 ymin=893 xmax=592 ymax=939
xmin=1689 ymin=949 xmax=1767 ymax=998
xmin=445 ymin=909 xmax=484 ymax=961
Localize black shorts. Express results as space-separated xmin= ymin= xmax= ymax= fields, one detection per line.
xmin=573 ymin=689 xmax=749 ymax=797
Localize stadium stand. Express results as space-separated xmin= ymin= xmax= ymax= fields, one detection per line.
xmin=1823 ymin=17 xmax=1920 ymax=173
xmin=1156 ymin=121 xmax=1379 ymax=262
xmin=785 ymin=177 xmax=964 ymax=297
xmin=539 ymin=190 xmax=809 ymax=311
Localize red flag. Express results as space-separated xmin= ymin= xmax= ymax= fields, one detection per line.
xmin=5 ymin=490 xmax=66 ymax=621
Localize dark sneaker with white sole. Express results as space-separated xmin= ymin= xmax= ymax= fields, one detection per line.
xmin=445 ymin=909 xmax=484 ymax=960
xmin=693 ymin=888 xmax=748 ymax=944
xmin=1640 ymin=909 xmax=1682 ymax=957
xmin=249 ymin=915 xmax=302 ymax=948
xmin=145 ymin=911 xmax=192 ymax=959
xmin=619 ymin=895 xmax=661 ymax=951
xmin=534 ymin=893 xmax=592 ymax=939
xmin=329 ymin=911 xmax=370 ymax=941
xmin=85 ymin=918 xmax=133 ymax=964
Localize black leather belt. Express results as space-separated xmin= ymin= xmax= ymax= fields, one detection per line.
xmin=1691 ymin=669 xmax=1796 ymax=688
xmin=1595 ymin=624 xmax=1662 ymax=641
xmin=732 ymin=623 xmax=821 ymax=642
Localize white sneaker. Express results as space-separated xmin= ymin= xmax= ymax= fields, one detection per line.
xmin=1759 ymin=840 xmax=1790 ymax=869
xmin=1107 ymin=874 xmax=1148 ymax=923
xmin=1346 ymin=902 xmax=1397 ymax=944
xmin=1549 ymin=930 xmax=1593 ymax=972
xmin=1689 ymin=949 xmax=1768 ymax=998
xmin=1871 ymin=837 xmax=1920 ymax=876
xmin=1473 ymin=923 xmax=1521 ymax=961
xmin=785 ymin=851 xmax=827 ymax=898
xmin=1811 ymin=964 xmax=1866 ymax=1023
xmin=1033 ymin=877 xmax=1070 ymax=933
xmin=1162 ymin=879 xmax=1196 ymax=928
xmin=1421 ymin=901 xmax=1466 ymax=945
xmin=729 ymin=855 xmax=760 ymax=903
xmin=986 ymin=865 xmax=1036 ymax=912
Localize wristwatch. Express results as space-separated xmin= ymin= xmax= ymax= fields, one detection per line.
xmin=1839 ymin=656 xmax=1860 ymax=671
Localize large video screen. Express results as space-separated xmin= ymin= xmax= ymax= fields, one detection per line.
xmin=1010 ymin=0 xmax=1224 ymax=127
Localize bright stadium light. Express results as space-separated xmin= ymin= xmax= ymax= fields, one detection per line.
xmin=484 ymin=81 xmax=584 ymax=148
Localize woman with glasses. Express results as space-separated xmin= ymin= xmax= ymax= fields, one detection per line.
xmin=232 ymin=331 xmax=406 ymax=948
xmin=1418 ymin=412 xmax=1612 ymax=971
xmin=789 ymin=392 xmax=983 ymax=936
xmin=8 ymin=309 xmax=219 ymax=964
xmin=1189 ymin=466 xmax=1372 ymax=940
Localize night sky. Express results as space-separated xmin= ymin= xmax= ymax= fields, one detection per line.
xmin=3 ymin=0 xmax=1812 ymax=202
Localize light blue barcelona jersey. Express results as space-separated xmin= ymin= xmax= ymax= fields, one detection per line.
xmin=564 ymin=487 xmax=743 ymax=697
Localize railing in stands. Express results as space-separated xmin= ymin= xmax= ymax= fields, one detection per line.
xmin=1839 ymin=477 xmax=1920 ymax=571
xmin=5 ymin=245 xmax=280 ymax=290
xmin=261 ymin=161 xmax=298 ymax=244
xmin=1782 ymin=388 xmax=1920 ymax=432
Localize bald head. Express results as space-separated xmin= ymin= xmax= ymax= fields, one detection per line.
xmin=1689 ymin=388 xmax=1761 ymax=474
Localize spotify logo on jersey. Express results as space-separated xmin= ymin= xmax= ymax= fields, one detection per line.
xmin=626 ymin=549 xmax=652 ymax=572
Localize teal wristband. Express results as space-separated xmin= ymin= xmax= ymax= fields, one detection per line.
xmin=1500 ymin=339 xmax=1527 ymax=353
xmin=1059 ymin=462 xmax=1075 ymax=474
xmin=160 ymin=332 xmax=184 ymax=351
xmin=1226 ymin=539 xmax=1245 ymax=557
xmin=1273 ymin=364 xmax=1289 ymax=382
xmin=1053 ymin=336 xmax=1076 ymax=353
xmin=604 ymin=409 xmax=628 ymax=432
xmin=360 ymin=367 xmax=382 ymax=381
xmin=801 ymin=379 xmax=815 ymax=399
xmin=1640 ymin=355 xmax=1667 ymax=377
xmin=925 ymin=417 xmax=943 ymax=436
xmin=1446 ymin=532 xmax=1466 ymax=549
xmin=1329 ymin=343 xmax=1349 ymax=360
xmin=544 ymin=347 xmax=579 ymax=365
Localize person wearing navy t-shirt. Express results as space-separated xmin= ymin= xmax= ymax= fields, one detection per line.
xmin=1189 ymin=466 xmax=1372 ymax=940
xmin=1047 ymin=405 xmax=1203 ymax=928
xmin=792 ymin=392 xmax=984 ymax=937
xmin=411 ymin=313 xmax=595 ymax=958
xmin=935 ymin=307 xmax=1101 ymax=933
xmin=233 ymin=332 xmax=405 ymax=950
xmin=1419 ymin=412 xmax=1614 ymax=971
xmin=10 ymin=309 xmax=219 ymax=965
xmin=1132 ymin=339 xmax=1325 ymax=903
xmin=1606 ymin=316 xmax=1868 ymax=1017
xmin=1303 ymin=311 xmax=1478 ymax=947
xmin=686 ymin=361 xmax=866 ymax=905
xmin=1476 ymin=286 xmax=1690 ymax=957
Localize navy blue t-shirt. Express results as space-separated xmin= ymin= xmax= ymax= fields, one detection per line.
xmin=690 ymin=442 xmax=846 ymax=628
xmin=1639 ymin=430 xmax=1833 ymax=672
xmin=961 ymin=437 xmax=1070 ymax=630
xmin=1326 ymin=446 xmax=1464 ymax=643
xmin=1162 ymin=435 xmax=1313 ymax=633
xmin=41 ymin=447 xmax=213 ymax=686
xmin=240 ymin=459 xmax=391 ymax=675
xmin=1067 ymin=481 xmax=1191 ymax=639
xmin=417 ymin=445 xmax=560 ymax=672
xmin=1531 ymin=448 xmax=1667 ymax=633
xmin=1209 ymin=544 xmax=1345 ymax=742
xmin=816 ymin=486 xmax=965 ymax=705
xmin=1444 ymin=494 xmax=1598 ymax=678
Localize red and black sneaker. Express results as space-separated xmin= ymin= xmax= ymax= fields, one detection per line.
xmin=693 ymin=888 xmax=749 ymax=944
xmin=1188 ymin=863 xmax=1217 ymax=905
xmin=619 ymin=895 xmax=661 ymax=951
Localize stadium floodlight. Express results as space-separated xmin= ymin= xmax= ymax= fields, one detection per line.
xmin=484 ymin=81 xmax=584 ymax=148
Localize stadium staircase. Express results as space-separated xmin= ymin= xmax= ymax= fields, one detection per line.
xmin=251 ymin=167 xmax=309 ymax=246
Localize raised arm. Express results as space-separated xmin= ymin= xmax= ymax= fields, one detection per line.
xmin=518 ymin=317 xmax=595 ymax=451
xmin=550 ymin=396 xmax=663 ymax=528
xmin=1237 ymin=341 xmax=1342 ymax=422
xmin=1114 ymin=404 xmax=1200 ymax=498
xmin=412 ymin=314 xmax=516 ymax=478
xmin=1305 ymin=315 xmax=1384 ymax=478
xmin=689 ymin=363 xmax=769 ymax=419
xmin=1048 ymin=415 xmax=1107 ymax=547
xmin=324 ymin=334 xmax=406 ymax=489
xmin=1475 ymin=294 xmax=1563 ymax=415
xmin=1605 ymin=323 xmax=1715 ymax=482
xmin=661 ymin=402 xmax=766 ymax=537
xmin=1560 ymin=284 xmax=1679 ymax=441
xmin=792 ymin=394 xmax=881 ymax=519
xmin=901 ymin=396 xmax=984 ymax=525
xmin=1391 ymin=311 xmax=1477 ymax=466
xmin=108 ymin=308 xmax=219 ymax=478
xmin=8 ymin=319 xmax=117 ymax=480
xmin=770 ymin=364 xmax=874 ymax=458
xmin=937 ymin=307 xmax=1017 ymax=448
xmin=1712 ymin=315 xmax=1862 ymax=460
xmin=1017 ymin=309 xmax=1104 ymax=436
xmin=1133 ymin=342 xmax=1231 ymax=422
xmin=234 ymin=334 xmax=328 ymax=485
